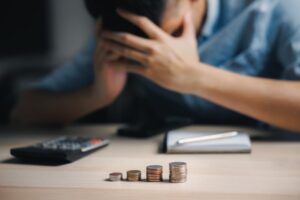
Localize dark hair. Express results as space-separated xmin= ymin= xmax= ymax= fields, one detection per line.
xmin=84 ymin=0 xmax=167 ymax=36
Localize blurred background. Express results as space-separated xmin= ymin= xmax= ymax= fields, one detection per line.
xmin=0 ymin=0 xmax=94 ymax=124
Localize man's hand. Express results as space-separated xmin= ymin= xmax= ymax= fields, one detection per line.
xmin=101 ymin=10 xmax=200 ymax=94
xmin=93 ymin=19 xmax=128 ymax=106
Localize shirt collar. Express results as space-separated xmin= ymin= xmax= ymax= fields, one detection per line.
xmin=201 ymin=0 xmax=220 ymax=38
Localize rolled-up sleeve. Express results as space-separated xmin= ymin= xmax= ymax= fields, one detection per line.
xmin=31 ymin=38 xmax=96 ymax=93
xmin=277 ymin=1 xmax=300 ymax=80
xmin=279 ymin=31 xmax=300 ymax=80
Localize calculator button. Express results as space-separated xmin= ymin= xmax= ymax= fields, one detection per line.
xmin=89 ymin=139 xmax=102 ymax=145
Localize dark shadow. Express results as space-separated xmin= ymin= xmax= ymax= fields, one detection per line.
xmin=104 ymin=178 xmax=174 ymax=184
xmin=140 ymin=179 xmax=173 ymax=184
xmin=0 ymin=157 xmax=68 ymax=166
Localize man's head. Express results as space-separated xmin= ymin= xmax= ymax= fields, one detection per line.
xmin=85 ymin=0 xmax=205 ymax=36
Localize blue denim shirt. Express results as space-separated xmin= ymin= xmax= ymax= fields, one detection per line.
xmin=34 ymin=0 xmax=300 ymax=126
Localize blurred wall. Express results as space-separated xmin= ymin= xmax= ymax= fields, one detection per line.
xmin=0 ymin=0 xmax=95 ymax=124
xmin=50 ymin=0 xmax=94 ymax=62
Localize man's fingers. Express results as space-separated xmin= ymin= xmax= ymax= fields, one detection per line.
xmin=111 ymin=60 xmax=147 ymax=76
xmin=117 ymin=9 xmax=166 ymax=40
xmin=102 ymin=41 xmax=149 ymax=66
xmin=105 ymin=52 xmax=121 ymax=61
xmin=182 ymin=12 xmax=196 ymax=38
xmin=102 ymin=31 xmax=153 ymax=53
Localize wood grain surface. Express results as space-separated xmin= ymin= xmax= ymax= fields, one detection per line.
xmin=0 ymin=125 xmax=299 ymax=200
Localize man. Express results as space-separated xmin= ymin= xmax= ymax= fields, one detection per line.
xmin=11 ymin=0 xmax=300 ymax=133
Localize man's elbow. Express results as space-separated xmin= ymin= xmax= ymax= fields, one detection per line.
xmin=10 ymin=92 xmax=68 ymax=128
xmin=10 ymin=92 xmax=34 ymax=127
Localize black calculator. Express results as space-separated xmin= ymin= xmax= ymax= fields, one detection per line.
xmin=11 ymin=136 xmax=109 ymax=164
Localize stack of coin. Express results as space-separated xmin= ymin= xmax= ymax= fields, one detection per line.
xmin=109 ymin=172 xmax=123 ymax=182
xmin=127 ymin=170 xmax=142 ymax=182
xmin=146 ymin=165 xmax=163 ymax=182
xmin=169 ymin=162 xmax=187 ymax=183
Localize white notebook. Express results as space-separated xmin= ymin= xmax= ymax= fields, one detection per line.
xmin=166 ymin=131 xmax=252 ymax=154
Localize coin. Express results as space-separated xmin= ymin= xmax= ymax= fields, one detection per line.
xmin=169 ymin=162 xmax=187 ymax=168
xmin=109 ymin=172 xmax=123 ymax=182
xmin=169 ymin=178 xmax=187 ymax=183
xmin=169 ymin=162 xmax=187 ymax=183
xmin=146 ymin=165 xmax=163 ymax=182
xmin=127 ymin=170 xmax=142 ymax=182
xmin=109 ymin=162 xmax=187 ymax=184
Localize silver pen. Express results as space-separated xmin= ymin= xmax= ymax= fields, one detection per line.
xmin=176 ymin=131 xmax=239 ymax=145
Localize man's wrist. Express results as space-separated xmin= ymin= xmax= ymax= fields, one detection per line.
xmin=188 ymin=63 xmax=238 ymax=99
xmin=183 ymin=62 xmax=210 ymax=95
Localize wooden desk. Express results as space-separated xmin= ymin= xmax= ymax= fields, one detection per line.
xmin=0 ymin=125 xmax=300 ymax=200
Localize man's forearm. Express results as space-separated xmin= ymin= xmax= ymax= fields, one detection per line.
xmin=191 ymin=63 xmax=300 ymax=132
xmin=11 ymin=86 xmax=108 ymax=127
